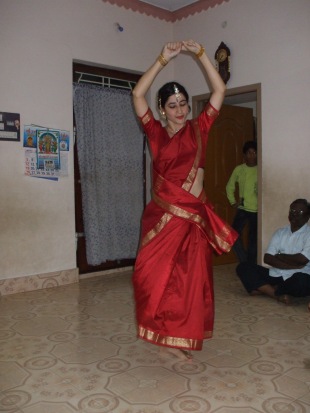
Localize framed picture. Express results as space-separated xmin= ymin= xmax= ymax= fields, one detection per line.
xmin=0 ymin=112 xmax=20 ymax=141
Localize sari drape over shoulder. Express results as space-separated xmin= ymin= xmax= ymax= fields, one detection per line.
xmin=133 ymin=103 xmax=238 ymax=351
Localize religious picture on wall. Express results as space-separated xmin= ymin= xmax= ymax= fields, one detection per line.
xmin=23 ymin=125 xmax=69 ymax=179
xmin=23 ymin=125 xmax=37 ymax=148
xmin=59 ymin=131 xmax=70 ymax=151
xmin=36 ymin=129 xmax=60 ymax=171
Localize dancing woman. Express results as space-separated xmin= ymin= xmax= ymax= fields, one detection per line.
xmin=132 ymin=40 xmax=237 ymax=360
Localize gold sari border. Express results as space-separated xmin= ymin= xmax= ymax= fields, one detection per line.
xmin=153 ymin=192 xmax=233 ymax=253
xmin=138 ymin=325 xmax=212 ymax=351
xmin=139 ymin=107 xmax=152 ymax=125
xmin=153 ymin=192 xmax=204 ymax=226
xmin=207 ymin=225 xmax=234 ymax=253
xmin=206 ymin=102 xmax=219 ymax=119
xmin=141 ymin=212 xmax=173 ymax=247
xmin=182 ymin=118 xmax=201 ymax=192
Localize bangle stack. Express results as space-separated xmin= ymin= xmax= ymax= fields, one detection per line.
xmin=195 ymin=44 xmax=205 ymax=58
xmin=158 ymin=54 xmax=168 ymax=67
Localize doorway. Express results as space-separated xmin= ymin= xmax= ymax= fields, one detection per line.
xmin=192 ymin=83 xmax=262 ymax=265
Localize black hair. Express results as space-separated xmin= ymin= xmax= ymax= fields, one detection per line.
xmin=157 ymin=82 xmax=189 ymax=110
xmin=291 ymin=199 xmax=310 ymax=215
xmin=243 ymin=140 xmax=257 ymax=154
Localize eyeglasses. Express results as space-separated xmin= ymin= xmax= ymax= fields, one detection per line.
xmin=289 ymin=208 xmax=306 ymax=215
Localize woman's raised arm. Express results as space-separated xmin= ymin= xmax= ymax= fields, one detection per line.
xmin=182 ymin=40 xmax=226 ymax=111
xmin=132 ymin=42 xmax=183 ymax=117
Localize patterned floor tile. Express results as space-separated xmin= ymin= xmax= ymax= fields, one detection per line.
xmin=0 ymin=265 xmax=310 ymax=412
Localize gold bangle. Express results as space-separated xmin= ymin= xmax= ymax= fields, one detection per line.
xmin=195 ymin=45 xmax=205 ymax=58
xmin=158 ymin=54 xmax=168 ymax=67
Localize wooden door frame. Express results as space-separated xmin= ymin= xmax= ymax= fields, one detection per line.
xmin=192 ymin=83 xmax=262 ymax=261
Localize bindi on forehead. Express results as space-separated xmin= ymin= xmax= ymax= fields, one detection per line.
xmin=173 ymin=84 xmax=182 ymax=102
xmin=166 ymin=95 xmax=186 ymax=105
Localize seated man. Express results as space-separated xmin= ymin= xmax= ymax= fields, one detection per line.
xmin=236 ymin=198 xmax=310 ymax=309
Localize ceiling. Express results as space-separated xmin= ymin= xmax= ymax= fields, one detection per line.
xmin=138 ymin=0 xmax=199 ymax=12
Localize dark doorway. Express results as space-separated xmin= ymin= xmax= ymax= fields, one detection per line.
xmin=193 ymin=83 xmax=261 ymax=264
xmin=73 ymin=63 xmax=144 ymax=274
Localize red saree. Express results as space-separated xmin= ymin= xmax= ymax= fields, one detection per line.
xmin=133 ymin=103 xmax=237 ymax=351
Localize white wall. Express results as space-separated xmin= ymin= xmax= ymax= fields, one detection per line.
xmin=0 ymin=0 xmax=172 ymax=280
xmin=0 ymin=0 xmax=309 ymax=282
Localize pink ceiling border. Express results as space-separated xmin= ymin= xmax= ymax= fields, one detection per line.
xmin=102 ymin=0 xmax=230 ymax=22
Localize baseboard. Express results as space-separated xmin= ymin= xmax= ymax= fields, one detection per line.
xmin=0 ymin=268 xmax=79 ymax=296
xmin=79 ymin=266 xmax=134 ymax=280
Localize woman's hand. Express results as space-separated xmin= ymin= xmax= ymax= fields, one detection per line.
xmin=182 ymin=40 xmax=202 ymax=55
xmin=161 ymin=40 xmax=202 ymax=62
xmin=162 ymin=42 xmax=183 ymax=62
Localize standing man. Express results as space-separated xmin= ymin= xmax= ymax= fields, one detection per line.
xmin=226 ymin=140 xmax=257 ymax=263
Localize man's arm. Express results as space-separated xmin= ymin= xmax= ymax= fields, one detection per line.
xmin=226 ymin=168 xmax=238 ymax=206
xmin=264 ymin=252 xmax=308 ymax=269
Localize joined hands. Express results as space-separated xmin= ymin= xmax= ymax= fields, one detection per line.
xmin=162 ymin=40 xmax=203 ymax=63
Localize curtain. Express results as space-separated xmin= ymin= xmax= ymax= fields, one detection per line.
xmin=73 ymin=83 xmax=144 ymax=265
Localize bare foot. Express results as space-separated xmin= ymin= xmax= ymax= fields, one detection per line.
xmin=159 ymin=347 xmax=193 ymax=361
xmin=257 ymin=284 xmax=276 ymax=298
xmin=257 ymin=284 xmax=292 ymax=304
xmin=250 ymin=290 xmax=263 ymax=296
xmin=277 ymin=294 xmax=291 ymax=305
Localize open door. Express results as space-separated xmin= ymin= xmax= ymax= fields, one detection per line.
xmin=204 ymin=104 xmax=255 ymax=265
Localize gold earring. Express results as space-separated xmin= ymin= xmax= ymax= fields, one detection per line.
xmin=160 ymin=111 xmax=166 ymax=120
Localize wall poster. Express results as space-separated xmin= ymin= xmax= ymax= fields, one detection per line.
xmin=0 ymin=112 xmax=20 ymax=141
xmin=24 ymin=125 xmax=69 ymax=180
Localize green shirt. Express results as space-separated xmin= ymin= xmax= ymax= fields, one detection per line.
xmin=226 ymin=164 xmax=257 ymax=212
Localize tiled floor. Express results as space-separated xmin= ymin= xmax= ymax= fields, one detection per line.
xmin=1 ymin=264 xmax=310 ymax=413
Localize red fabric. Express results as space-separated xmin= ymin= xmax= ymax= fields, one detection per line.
xmin=133 ymin=103 xmax=238 ymax=351
xmin=140 ymin=103 xmax=217 ymax=188
xmin=152 ymin=170 xmax=238 ymax=254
